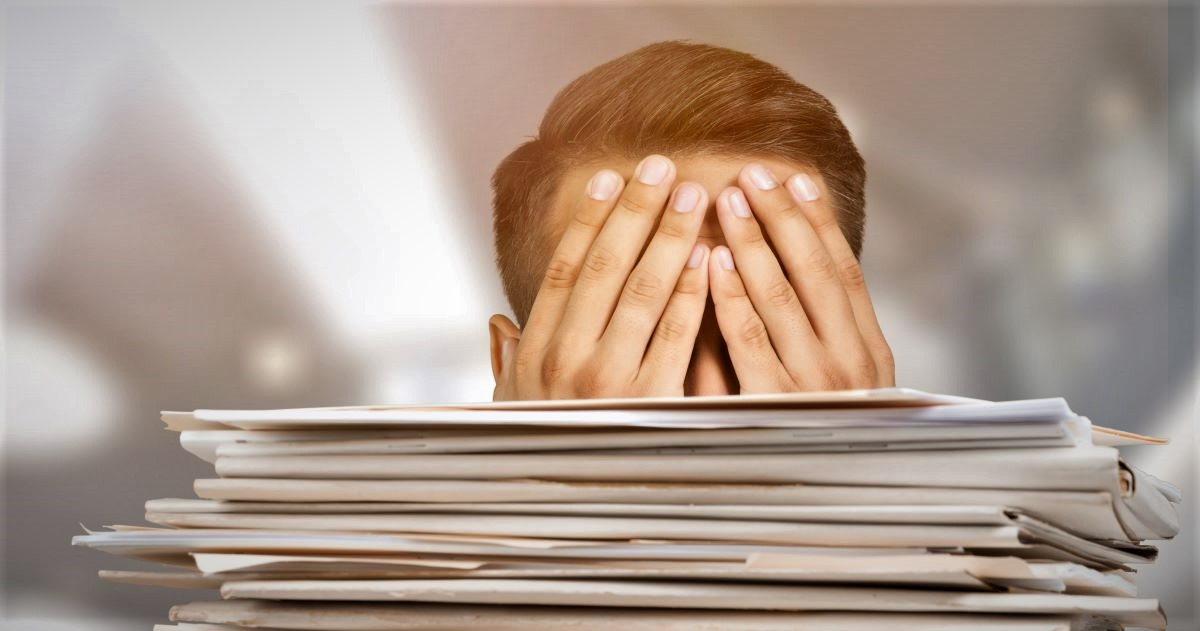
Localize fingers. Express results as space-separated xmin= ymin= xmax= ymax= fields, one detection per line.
xmin=600 ymin=182 xmax=708 ymax=363
xmin=521 ymin=167 xmax=626 ymax=353
xmin=557 ymin=155 xmax=678 ymax=341
xmin=737 ymin=163 xmax=865 ymax=352
xmin=638 ymin=243 xmax=711 ymax=389
xmin=786 ymin=173 xmax=895 ymax=386
xmin=708 ymin=245 xmax=790 ymax=393
xmin=714 ymin=185 xmax=822 ymax=372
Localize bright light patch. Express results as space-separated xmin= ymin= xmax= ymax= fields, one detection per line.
xmin=119 ymin=1 xmax=486 ymax=352
xmin=4 ymin=315 xmax=121 ymax=464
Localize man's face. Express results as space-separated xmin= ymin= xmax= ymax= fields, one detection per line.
xmin=546 ymin=154 xmax=820 ymax=396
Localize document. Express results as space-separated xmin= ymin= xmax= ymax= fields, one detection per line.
xmin=75 ymin=388 xmax=1181 ymax=630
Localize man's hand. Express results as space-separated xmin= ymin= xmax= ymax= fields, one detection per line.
xmin=708 ymin=163 xmax=895 ymax=392
xmin=491 ymin=155 xmax=711 ymax=400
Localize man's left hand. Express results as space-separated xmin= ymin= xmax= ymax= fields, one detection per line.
xmin=708 ymin=162 xmax=895 ymax=392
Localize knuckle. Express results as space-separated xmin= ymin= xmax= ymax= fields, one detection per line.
xmin=617 ymin=194 xmax=655 ymax=216
xmin=804 ymin=249 xmax=839 ymax=283
xmin=875 ymin=342 xmax=896 ymax=372
xmin=717 ymin=274 xmax=750 ymax=300
xmin=808 ymin=207 xmax=841 ymax=233
xmin=826 ymin=375 xmax=849 ymax=391
xmin=570 ymin=369 xmax=595 ymax=393
xmin=764 ymin=279 xmax=797 ymax=308
xmin=814 ymin=361 xmax=848 ymax=391
xmin=512 ymin=349 xmax=535 ymax=379
xmin=837 ymin=256 xmax=867 ymax=290
xmin=542 ymin=256 xmax=579 ymax=289
xmin=572 ymin=365 xmax=611 ymax=396
xmin=738 ymin=317 xmax=771 ymax=347
xmin=582 ymin=245 xmax=622 ymax=279
xmin=571 ymin=210 xmax=606 ymax=231
xmin=740 ymin=226 xmax=768 ymax=246
xmin=623 ymin=269 xmax=666 ymax=304
xmin=776 ymin=203 xmax=805 ymax=221
xmin=654 ymin=315 xmax=690 ymax=344
xmin=655 ymin=216 xmax=691 ymax=241
xmin=540 ymin=347 xmax=570 ymax=384
xmin=879 ymin=343 xmax=895 ymax=367
xmin=674 ymin=270 xmax=706 ymax=296
xmin=848 ymin=350 xmax=877 ymax=386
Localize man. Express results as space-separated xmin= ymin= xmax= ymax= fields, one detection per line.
xmin=487 ymin=40 xmax=894 ymax=399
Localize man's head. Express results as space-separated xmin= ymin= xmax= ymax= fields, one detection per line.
xmin=489 ymin=40 xmax=867 ymax=394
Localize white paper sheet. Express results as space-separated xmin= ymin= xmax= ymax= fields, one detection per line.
xmin=168 ymin=600 xmax=1097 ymax=631
xmin=215 ymin=579 xmax=1166 ymax=628
xmin=145 ymin=499 xmax=1023 ymax=524
xmin=189 ymin=479 xmax=1136 ymax=541
xmin=195 ymin=398 xmax=1075 ymax=430
xmin=212 ymin=447 xmax=1120 ymax=492
xmin=207 ymin=423 xmax=1074 ymax=460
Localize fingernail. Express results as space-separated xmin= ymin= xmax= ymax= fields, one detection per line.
xmin=747 ymin=164 xmax=778 ymax=190
xmin=787 ymin=173 xmax=820 ymax=202
xmin=586 ymin=170 xmax=620 ymax=201
xmin=635 ymin=155 xmax=670 ymax=186
xmin=673 ymin=184 xmax=701 ymax=213
xmin=716 ymin=247 xmax=735 ymax=271
xmin=687 ymin=243 xmax=708 ymax=269
xmin=727 ymin=189 xmax=752 ymax=218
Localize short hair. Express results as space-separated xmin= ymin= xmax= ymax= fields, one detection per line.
xmin=490 ymin=40 xmax=866 ymax=327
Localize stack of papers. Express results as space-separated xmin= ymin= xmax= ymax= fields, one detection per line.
xmin=74 ymin=388 xmax=1182 ymax=630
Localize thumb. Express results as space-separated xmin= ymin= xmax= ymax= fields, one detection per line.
xmin=493 ymin=338 xmax=519 ymax=401
xmin=488 ymin=314 xmax=522 ymax=399
xmin=501 ymin=337 xmax=518 ymax=380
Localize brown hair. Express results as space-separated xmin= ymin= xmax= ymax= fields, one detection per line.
xmin=491 ymin=40 xmax=866 ymax=326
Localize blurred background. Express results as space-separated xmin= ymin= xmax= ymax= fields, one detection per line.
xmin=3 ymin=0 xmax=1196 ymax=628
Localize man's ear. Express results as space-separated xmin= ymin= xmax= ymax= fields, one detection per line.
xmin=488 ymin=314 xmax=522 ymax=384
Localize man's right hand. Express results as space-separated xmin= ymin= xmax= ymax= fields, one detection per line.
xmin=491 ymin=155 xmax=710 ymax=400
